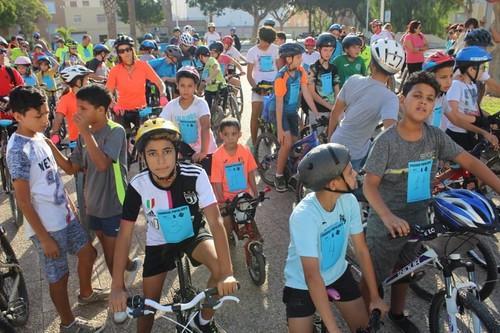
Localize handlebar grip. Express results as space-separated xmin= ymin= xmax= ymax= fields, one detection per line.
xmin=127 ymin=295 xmax=145 ymax=308
xmin=205 ymin=282 xmax=241 ymax=296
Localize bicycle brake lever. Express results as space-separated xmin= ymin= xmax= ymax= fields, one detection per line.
xmin=210 ymin=296 xmax=240 ymax=310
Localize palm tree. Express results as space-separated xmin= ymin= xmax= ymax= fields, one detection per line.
xmin=127 ymin=0 xmax=137 ymax=39
xmin=163 ymin=0 xmax=174 ymax=32
xmin=103 ymin=0 xmax=117 ymax=39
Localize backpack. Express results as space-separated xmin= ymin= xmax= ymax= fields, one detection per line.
xmin=5 ymin=66 xmax=16 ymax=86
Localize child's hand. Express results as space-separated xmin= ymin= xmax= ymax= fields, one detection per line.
xmin=484 ymin=132 xmax=499 ymax=149
xmin=382 ymin=213 xmax=410 ymax=238
xmin=217 ymin=275 xmax=238 ymax=296
xmin=40 ymin=236 xmax=60 ymax=259
xmin=109 ymin=288 xmax=128 ymax=313
xmin=369 ymin=297 xmax=389 ymax=318
xmin=73 ymin=113 xmax=90 ymax=133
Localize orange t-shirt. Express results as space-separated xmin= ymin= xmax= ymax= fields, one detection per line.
xmin=56 ymin=91 xmax=79 ymax=141
xmin=106 ymin=60 xmax=160 ymax=110
xmin=211 ymin=144 xmax=257 ymax=201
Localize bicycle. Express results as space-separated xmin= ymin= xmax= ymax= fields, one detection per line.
xmin=125 ymin=252 xmax=239 ymax=333
xmin=0 ymin=120 xmax=23 ymax=227
xmin=0 ymin=225 xmax=29 ymax=329
xmin=207 ymin=82 xmax=229 ymax=135
xmin=223 ymin=187 xmax=270 ymax=286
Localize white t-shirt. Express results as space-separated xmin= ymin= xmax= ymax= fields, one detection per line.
xmin=427 ymin=94 xmax=449 ymax=131
xmin=446 ymin=80 xmax=479 ymax=133
xmin=246 ymin=43 xmax=280 ymax=83
xmin=370 ymin=30 xmax=394 ymax=44
xmin=225 ymin=46 xmax=242 ymax=61
xmin=204 ymin=32 xmax=221 ymax=46
xmin=160 ymin=96 xmax=217 ymax=154
xmin=6 ymin=133 xmax=75 ymax=239
xmin=302 ymin=51 xmax=320 ymax=72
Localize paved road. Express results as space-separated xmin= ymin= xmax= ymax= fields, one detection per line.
xmin=0 ymin=74 xmax=499 ymax=332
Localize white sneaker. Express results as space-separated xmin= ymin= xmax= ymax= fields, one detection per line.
xmin=125 ymin=257 xmax=142 ymax=288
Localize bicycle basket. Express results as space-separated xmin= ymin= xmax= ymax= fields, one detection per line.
xmin=231 ymin=192 xmax=258 ymax=224
xmin=262 ymin=94 xmax=276 ymax=125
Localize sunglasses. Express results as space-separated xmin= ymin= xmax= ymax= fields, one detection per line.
xmin=117 ymin=47 xmax=133 ymax=54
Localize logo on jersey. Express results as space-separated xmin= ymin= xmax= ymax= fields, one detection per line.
xmin=146 ymin=198 xmax=156 ymax=209
xmin=183 ymin=191 xmax=198 ymax=205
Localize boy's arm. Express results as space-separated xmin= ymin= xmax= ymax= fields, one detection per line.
xmin=248 ymin=170 xmax=258 ymax=198
xmin=193 ymin=115 xmax=210 ymax=162
xmin=363 ymin=172 xmax=410 ymax=237
xmin=276 ymin=95 xmax=284 ymax=143
xmin=45 ymin=138 xmax=81 ymax=175
xmin=13 ymin=180 xmax=59 ymax=258
xmin=301 ymin=258 xmax=341 ymax=333
xmin=246 ymin=63 xmax=256 ymax=88
xmin=454 ymin=151 xmax=500 ymax=193
xmin=212 ymin=182 xmax=225 ymax=204
xmin=301 ymin=81 xmax=320 ymax=116
xmin=208 ymin=64 xmax=220 ymax=83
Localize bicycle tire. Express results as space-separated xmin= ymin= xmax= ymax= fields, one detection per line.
xmin=0 ymin=232 xmax=29 ymax=326
xmin=410 ymin=240 xmax=497 ymax=302
xmin=255 ymin=132 xmax=279 ymax=186
xmin=229 ymin=95 xmax=241 ymax=121
xmin=248 ymin=243 xmax=266 ymax=286
xmin=237 ymin=86 xmax=244 ymax=114
xmin=429 ymin=289 xmax=500 ymax=333
xmin=0 ymin=159 xmax=23 ymax=228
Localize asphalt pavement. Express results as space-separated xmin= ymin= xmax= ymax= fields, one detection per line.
xmin=0 ymin=73 xmax=499 ymax=333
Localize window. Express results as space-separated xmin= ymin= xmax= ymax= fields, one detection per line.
xmin=97 ymin=14 xmax=106 ymax=23
xmin=69 ymin=0 xmax=77 ymax=7
xmin=82 ymin=0 xmax=89 ymax=6
xmin=44 ymin=1 xmax=56 ymax=14
xmin=73 ymin=15 xmax=82 ymax=23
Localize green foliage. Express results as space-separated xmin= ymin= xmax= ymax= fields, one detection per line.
xmin=117 ymin=0 xmax=164 ymax=26
xmin=56 ymin=26 xmax=76 ymax=43
xmin=0 ymin=0 xmax=50 ymax=34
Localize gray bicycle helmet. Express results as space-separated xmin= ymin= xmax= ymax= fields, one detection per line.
xmin=279 ymin=42 xmax=305 ymax=58
xmin=298 ymin=143 xmax=351 ymax=192
xmin=165 ymin=44 xmax=182 ymax=59
xmin=464 ymin=28 xmax=494 ymax=47
xmin=114 ymin=35 xmax=135 ymax=48
xmin=316 ymin=33 xmax=336 ymax=48
xmin=263 ymin=19 xmax=276 ymax=27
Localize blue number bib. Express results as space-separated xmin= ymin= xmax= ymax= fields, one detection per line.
xmin=287 ymin=81 xmax=300 ymax=107
xmin=179 ymin=119 xmax=198 ymax=144
xmin=83 ymin=47 xmax=91 ymax=59
xmin=224 ymin=162 xmax=247 ymax=192
xmin=157 ymin=206 xmax=194 ymax=244
xmin=201 ymin=68 xmax=209 ymax=81
xmin=182 ymin=59 xmax=192 ymax=67
xmin=320 ymin=222 xmax=345 ymax=271
xmin=407 ymin=159 xmax=432 ymax=203
xmin=320 ymin=72 xmax=333 ymax=96
xmin=220 ymin=63 xmax=225 ymax=74
xmin=42 ymin=75 xmax=55 ymax=90
xmin=259 ymin=55 xmax=273 ymax=72
xmin=431 ymin=106 xmax=443 ymax=128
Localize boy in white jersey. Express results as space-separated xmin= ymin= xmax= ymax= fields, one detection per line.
xmin=7 ymin=86 xmax=106 ymax=333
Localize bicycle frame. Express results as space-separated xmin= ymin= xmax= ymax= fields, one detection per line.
xmin=287 ymin=128 xmax=320 ymax=178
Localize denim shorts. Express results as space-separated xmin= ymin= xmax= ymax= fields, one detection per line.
xmin=31 ymin=219 xmax=90 ymax=284
xmin=88 ymin=214 xmax=122 ymax=237
xmin=282 ymin=112 xmax=299 ymax=137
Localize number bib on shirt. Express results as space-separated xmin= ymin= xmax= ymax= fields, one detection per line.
xmin=157 ymin=206 xmax=194 ymax=244
xmin=42 ymin=75 xmax=54 ymax=90
xmin=259 ymin=55 xmax=273 ymax=72
xmin=431 ymin=106 xmax=443 ymax=128
xmin=320 ymin=72 xmax=333 ymax=96
xmin=320 ymin=222 xmax=345 ymax=271
xmin=407 ymin=159 xmax=432 ymax=203
xmin=83 ymin=48 xmax=91 ymax=59
xmin=303 ymin=63 xmax=310 ymax=73
xmin=224 ymin=162 xmax=246 ymax=192
xmin=287 ymin=82 xmax=300 ymax=107
xmin=182 ymin=59 xmax=192 ymax=67
xmin=179 ymin=119 xmax=198 ymax=144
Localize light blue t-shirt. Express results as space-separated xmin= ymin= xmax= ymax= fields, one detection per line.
xmin=284 ymin=192 xmax=363 ymax=290
xmin=148 ymin=57 xmax=177 ymax=78
xmin=329 ymin=39 xmax=343 ymax=64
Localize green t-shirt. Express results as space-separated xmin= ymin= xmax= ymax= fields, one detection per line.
xmin=78 ymin=43 xmax=94 ymax=63
xmin=333 ymin=55 xmax=367 ymax=88
xmin=9 ymin=48 xmax=27 ymax=62
xmin=55 ymin=47 xmax=68 ymax=62
xmin=203 ymin=57 xmax=226 ymax=92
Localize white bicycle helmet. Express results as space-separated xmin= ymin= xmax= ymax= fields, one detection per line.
xmin=370 ymin=38 xmax=405 ymax=75
xmin=183 ymin=25 xmax=194 ymax=33
xmin=180 ymin=32 xmax=194 ymax=46
xmin=433 ymin=189 xmax=498 ymax=233
xmin=14 ymin=56 xmax=32 ymax=66
xmin=60 ymin=65 xmax=93 ymax=83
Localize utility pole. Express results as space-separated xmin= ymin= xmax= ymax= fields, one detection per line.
xmin=380 ymin=0 xmax=384 ymax=22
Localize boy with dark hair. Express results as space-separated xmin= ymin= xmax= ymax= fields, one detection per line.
xmin=48 ymin=85 xmax=140 ymax=295
xmin=7 ymin=86 xmax=105 ymax=332
xmin=332 ymin=35 xmax=367 ymax=87
xmin=276 ymin=31 xmax=287 ymax=45
xmin=362 ymin=71 xmax=500 ymax=333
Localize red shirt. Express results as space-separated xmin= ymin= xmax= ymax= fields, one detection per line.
xmin=0 ymin=65 xmax=24 ymax=97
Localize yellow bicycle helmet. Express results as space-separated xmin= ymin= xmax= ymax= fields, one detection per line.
xmin=135 ymin=118 xmax=181 ymax=153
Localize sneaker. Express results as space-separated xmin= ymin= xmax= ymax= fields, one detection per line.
xmin=388 ymin=312 xmax=420 ymax=333
xmin=190 ymin=311 xmax=224 ymax=333
xmin=59 ymin=317 xmax=105 ymax=333
xmin=125 ymin=257 xmax=142 ymax=288
xmin=274 ymin=175 xmax=287 ymax=193
xmin=77 ymin=288 xmax=110 ymax=305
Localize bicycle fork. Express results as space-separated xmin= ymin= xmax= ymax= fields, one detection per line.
xmin=0 ymin=262 xmax=25 ymax=320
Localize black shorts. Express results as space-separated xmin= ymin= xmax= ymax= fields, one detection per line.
xmin=282 ymin=266 xmax=361 ymax=318
xmin=446 ymin=129 xmax=478 ymax=152
xmin=406 ymin=62 xmax=423 ymax=74
xmin=142 ymin=227 xmax=213 ymax=278
xmin=115 ymin=110 xmax=140 ymax=131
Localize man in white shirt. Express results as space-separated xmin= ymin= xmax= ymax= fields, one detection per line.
xmin=204 ymin=23 xmax=221 ymax=46
xmin=370 ymin=19 xmax=394 ymax=44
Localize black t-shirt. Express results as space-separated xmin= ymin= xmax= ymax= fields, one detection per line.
xmin=85 ymin=58 xmax=102 ymax=72
xmin=232 ymin=34 xmax=241 ymax=51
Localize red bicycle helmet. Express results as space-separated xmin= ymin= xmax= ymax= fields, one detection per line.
xmin=423 ymin=51 xmax=455 ymax=72
xmin=222 ymin=35 xmax=234 ymax=47
xmin=304 ymin=36 xmax=316 ymax=47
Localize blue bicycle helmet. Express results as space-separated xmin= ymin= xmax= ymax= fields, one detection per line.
xmin=433 ymin=189 xmax=498 ymax=233
xmin=329 ymin=24 xmax=342 ymax=32
xmin=143 ymin=33 xmax=154 ymax=40
xmin=93 ymin=43 xmax=110 ymax=55
xmin=455 ymin=46 xmax=492 ymax=65
xmin=140 ymin=39 xmax=157 ymax=51
xmin=38 ymin=56 xmax=51 ymax=66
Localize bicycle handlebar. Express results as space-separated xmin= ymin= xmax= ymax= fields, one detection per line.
xmin=126 ymin=288 xmax=240 ymax=318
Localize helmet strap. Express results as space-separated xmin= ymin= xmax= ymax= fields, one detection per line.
xmin=322 ymin=173 xmax=354 ymax=194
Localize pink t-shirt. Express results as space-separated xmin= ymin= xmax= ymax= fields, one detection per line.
xmin=217 ymin=54 xmax=232 ymax=75
xmin=403 ymin=33 xmax=426 ymax=64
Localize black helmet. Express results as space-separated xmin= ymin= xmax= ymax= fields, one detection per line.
xmin=195 ymin=46 xmax=210 ymax=58
xmin=176 ymin=66 xmax=200 ymax=84
xmin=165 ymin=44 xmax=182 ymax=59
xmin=342 ymin=34 xmax=362 ymax=50
xmin=114 ymin=35 xmax=135 ymax=49
xmin=298 ymin=143 xmax=351 ymax=192
xmin=316 ymin=33 xmax=336 ymax=48
xmin=464 ymin=28 xmax=493 ymax=47
xmin=209 ymin=41 xmax=224 ymax=53
xmin=279 ymin=42 xmax=305 ymax=58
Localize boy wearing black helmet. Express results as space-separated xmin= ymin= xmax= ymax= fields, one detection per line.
xmin=283 ymin=143 xmax=387 ymax=333
xmin=86 ymin=44 xmax=111 ymax=82
xmin=332 ymin=35 xmax=366 ymax=88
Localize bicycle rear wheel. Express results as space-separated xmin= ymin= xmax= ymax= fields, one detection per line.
xmin=255 ymin=132 xmax=279 ymax=185
xmin=0 ymin=159 xmax=23 ymax=228
xmin=429 ymin=289 xmax=500 ymax=333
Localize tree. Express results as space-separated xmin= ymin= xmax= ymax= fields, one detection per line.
xmin=103 ymin=0 xmax=118 ymax=39
xmin=491 ymin=2 xmax=500 ymax=96
xmin=117 ymin=0 xmax=164 ymax=37
xmin=162 ymin=0 xmax=174 ymax=32
xmin=56 ymin=26 xmax=76 ymax=43
xmin=0 ymin=0 xmax=50 ymax=36
xmin=271 ymin=5 xmax=299 ymax=30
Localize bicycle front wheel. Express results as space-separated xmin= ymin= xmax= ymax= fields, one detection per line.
xmin=2 ymin=161 xmax=23 ymax=227
xmin=429 ymin=289 xmax=500 ymax=333
xmin=255 ymin=132 xmax=279 ymax=185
